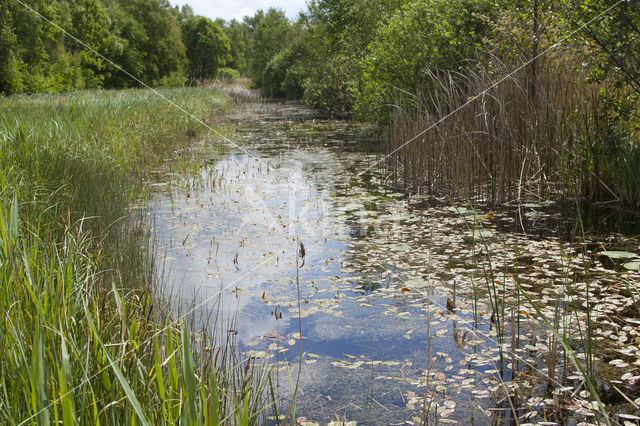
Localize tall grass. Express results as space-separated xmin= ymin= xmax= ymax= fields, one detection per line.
xmin=0 ymin=87 xmax=273 ymax=424
xmin=384 ymin=56 xmax=640 ymax=207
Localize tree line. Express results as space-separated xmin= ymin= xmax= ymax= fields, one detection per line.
xmin=0 ymin=0 xmax=237 ymax=94
xmin=4 ymin=0 xmax=637 ymax=121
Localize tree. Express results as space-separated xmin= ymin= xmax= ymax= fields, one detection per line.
xmin=0 ymin=2 xmax=24 ymax=94
xmin=357 ymin=0 xmax=495 ymax=120
xmin=247 ymin=8 xmax=292 ymax=88
xmin=115 ymin=0 xmax=187 ymax=85
xmin=301 ymin=0 xmax=403 ymax=113
xmin=65 ymin=0 xmax=114 ymax=88
xmin=182 ymin=16 xmax=230 ymax=81
xmin=222 ymin=19 xmax=251 ymax=75
xmin=569 ymin=0 xmax=640 ymax=97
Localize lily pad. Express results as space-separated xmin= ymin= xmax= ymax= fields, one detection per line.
xmin=352 ymin=209 xmax=376 ymax=217
xmin=379 ymin=214 xmax=411 ymax=222
xmin=357 ymin=217 xmax=377 ymax=224
xmin=623 ymin=261 xmax=640 ymax=271
xmin=446 ymin=206 xmax=478 ymax=216
xmin=467 ymin=229 xmax=494 ymax=239
xmin=336 ymin=202 xmax=364 ymax=212
xmin=522 ymin=200 xmax=554 ymax=208
xmin=524 ymin=211 xmax=546 ymax=219
xmin=403 ymin=278 xmax=429 ymax=289
xmin=600 ymin=251 xmax=639 ymax=260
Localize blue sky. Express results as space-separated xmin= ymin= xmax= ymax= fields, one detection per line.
xmin=170 ymin=0 xmax=307 ymax=22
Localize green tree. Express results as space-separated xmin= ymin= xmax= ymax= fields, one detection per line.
xmin=357 ymin=0 xmax=495 ymax=120
xmin=569 ymin=0 xmax=640 ymax=97
xmin=65 ymin=0 xmax=114 ymax=88
xmin=182 ymin=16 xmax=231 ymax=81
xmin=100 ymin=0 xmax=148 ymax=88
xmin=0 ymin=2 xmax=25 ymax=94
xmin=248 ymin=8 xmax=292 ymax=88
xmin=301 ymin=0 xmax=403 ymax=113
xmin=223 ymin=19 xmax=251 ymax=75
xmin=4 ymin=0 xmax=69 ymax=93
xmin=115 ymin=0 xmax=187 ymax=85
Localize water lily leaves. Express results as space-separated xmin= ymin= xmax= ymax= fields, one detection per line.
xmin=467 ymin=229 xmax=494 ymax=239
xmin=600 ymin=251 xmax=639 ymax=259
xmin=446 ymin=206 xmax=476 ymax=215
xmin=524 ymin=210 xmax=546 ymax=219
xmin=403 ymin=278 xmax=429 ymax=289
xmin=150 ymin=102 xmax=640 ymax=424
xmin=336 ymin=202 xmax=364 ymax=212
xmin=379 ymin=213 xmax=411 ymax=222
xmin=623 ymin=261 xmax=640 ymax=271
xmin=522 ymin=200 xmax=554 ymax=208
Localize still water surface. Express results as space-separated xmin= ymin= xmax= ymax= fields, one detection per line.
xmin=148 ymin=102 xmax=640 ymax=424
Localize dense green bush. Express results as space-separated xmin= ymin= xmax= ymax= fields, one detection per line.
xmin=182 ymin=15 xmax=231 ymax=81
xmin=262 ymin=45 xmax=305 ymax=99
xmin=217 ymin=67 xmax=241 ymax=81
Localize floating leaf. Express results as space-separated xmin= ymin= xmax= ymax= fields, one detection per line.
xmin=600 ymin=251 xmax=638 ymax=259
xmin=467 ymin=229 xmax=493 ymax=238
xmin=623 ymin=261 xmax=640 ymax=271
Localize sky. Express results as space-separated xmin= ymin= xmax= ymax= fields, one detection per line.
xmin=170 ymin=0 xmax=308 ymax=22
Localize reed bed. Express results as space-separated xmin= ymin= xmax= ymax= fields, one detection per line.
xmin=384 ymin=57 xmax=640 ymax=207
xmin=0 ymin=87 xmax=273 ymax=424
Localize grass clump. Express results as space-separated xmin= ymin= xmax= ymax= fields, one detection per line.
xmin=0 ymin=87 xmax=271 ymax=424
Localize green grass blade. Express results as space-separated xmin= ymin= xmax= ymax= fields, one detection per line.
xmin=241 ymin=394 xmax=249 ymax=426
xmin=84 ymin=303 xmax=150 ymax=426
xmin=516 ymin=282 xmax=610 ymax=426
xmin=59 ymin=328 xmax=76 ymax=425
xmin=208 ymin=367 xmax=219 ymax=426
xmin=181 ymin=323 xmax=198 ymax=426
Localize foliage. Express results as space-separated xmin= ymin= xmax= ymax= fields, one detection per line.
xmin=182 ymin=15 xmax=231 ymax=81
xmin=262 ymin=46 xmax=304 ymax=99
xmin=357 ymin=0 xmax=496 ymax=121
xmin=247 ymin=8 xmax=294 ymax=90
xmin=301 ymin=0 xmax=403 ymax=113
xmin=0 ymin=0 xmax=188 ymax=94
xmin=218 ymin=67 xmax=241 ymax=81
xmin=0 ymin=87 xmax=275 ymax=423
xmin=568 ymin=0 xmax=640 ymax=100
xmin=223 ymin=19 xmax=251 ymax=75
xmin=115 ymin=0 xmax=186 ymax=85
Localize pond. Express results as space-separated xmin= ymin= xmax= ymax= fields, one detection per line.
xmin=148 ymin=101 xmax=640 ymax=424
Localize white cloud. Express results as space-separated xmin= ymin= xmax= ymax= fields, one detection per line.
xmin=171 ymin=0 xmax=307 ymax=22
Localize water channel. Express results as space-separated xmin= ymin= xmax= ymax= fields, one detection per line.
xmin=147 ymin=101 xmax=640 ymax=424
